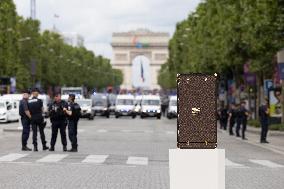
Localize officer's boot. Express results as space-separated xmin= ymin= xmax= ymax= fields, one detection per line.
xmin=63 ymin=146 xmax=67 ymax=152
xmin=34 ymin=145 xmax=38 ymax=152
xmin=49 ymin=146 xmax=55 ymax=151
xmin=68 ymin=145 xmax=78 ymax=152
xmin=43 ymin=144 xmax=49 ymax=151
xmin=22 ymin=146 xmax=32 ymax=151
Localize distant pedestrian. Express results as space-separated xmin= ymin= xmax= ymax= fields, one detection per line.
xmin=259 ymin=99 xmax=270 ymax=143
xmin=48 ymin=92 xmax=68 ymax=151
xmin=219 ymin=103 xmax=228 ymax=130
xmin=161 ymin=94 xmax=169 ymax=117
xmin=64 ymin=94 xmax=81 ymax=152
xmin=228 ymin=103 xmax=236 ymax=135
xmin=19 ymin=89 xmax=32 ymax=151
xmin=28 ymin=88 xmax=49 ymax=151
xmin=236 ymin=101 xmax=249 ymax=140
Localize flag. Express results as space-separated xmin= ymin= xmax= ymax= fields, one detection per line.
xmin=140 ymin=59 xmax=145 ymax=82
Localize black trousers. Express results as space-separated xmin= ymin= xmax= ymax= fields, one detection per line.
xmin=236 ymin=119 xmax=247 ymax=138
xmin=68 ymin=120 xmax=78 ymax=148
xmin=161 ymin=105 xmax=167 ymax=116
xmin=242 ymin=120 xmax=247 ymax=139
xmin=51 ymin=121 xmax=67 ymax=147
xmin=220 ymin=119 xmax=227 ymax=130
xmin=32 ymin=121 xmax=47 ymax=147
xmin=21 ymin=118 xmax=31 ymax=147
xmin=229 ymin=121 xmax=235 ymax=135
xmin=260 ymin=120 xmax=269 ymax=141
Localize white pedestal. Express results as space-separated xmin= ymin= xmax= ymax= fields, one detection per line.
xmin=169 ymin=149 xmax=225 ymax=189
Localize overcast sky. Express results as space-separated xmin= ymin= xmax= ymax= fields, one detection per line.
xmin=14 ymin=0 xmax=201 ymax=60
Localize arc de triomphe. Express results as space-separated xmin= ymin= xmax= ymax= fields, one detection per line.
xmin=111 ymin=29 xmax=169 ymax=90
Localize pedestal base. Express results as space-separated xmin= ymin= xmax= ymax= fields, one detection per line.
xmin=169 ymin=149 xmax=225 ymax=189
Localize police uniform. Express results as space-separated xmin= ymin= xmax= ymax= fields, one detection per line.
xmin=236 ymin=106 xmax=248 ymax=139
xmin=219 ymin=107 xmax=228 ymax=130
xmin=228 ymin=108 xmax=236 ymax=135
xmin=259 ymin=104 xmax=269 ymax=143
xmin=19 ymin=96 xmax=31 ymax=150
xmin=49 ymin=99 xmax=68 ymax=151
xmin=66 ymin=100 xmax=81 ymax=152
xmin=28 ymin=95 xmax=48 ymax=151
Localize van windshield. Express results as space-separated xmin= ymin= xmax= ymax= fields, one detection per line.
xmin=117 ymin=99 xmax=134 ymax=105
xmin=0 ymin=102 xmax=5 ymax=108
xmin=77 ymin=100 xmax=92 ymax=107
xmin=142 ymin=100 xmax=160 ymax=106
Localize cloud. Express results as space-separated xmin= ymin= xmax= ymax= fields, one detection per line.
xmin=14 ymin=0 xmax=201 ymax=59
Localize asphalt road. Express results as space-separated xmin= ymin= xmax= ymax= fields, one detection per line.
xmin=0 ymin=117 xmax=283 ymax=189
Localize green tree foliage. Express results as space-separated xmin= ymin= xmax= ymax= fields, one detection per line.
xmin=158 ymin=0 xmax=284 ymax=89
xmin=0 ymin=0 xmax=122 ymax=92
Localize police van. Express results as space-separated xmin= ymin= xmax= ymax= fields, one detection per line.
xmin=167 ymin=96 xmax=177 ymax=119
xmin=115 ymin=94 xmax=136 ymax=119
xmin=76 ymin=99 xmax=94 ymax=120
xmin=140 ymin=95 xmax=161 ymax=119
xmin=0 ymin=99 xmax=19 ymax=123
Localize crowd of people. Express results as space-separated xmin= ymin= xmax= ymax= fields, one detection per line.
xmin=19 ymin=88 xmax=81 ymax=152
xmin=218 ymin=100 xmax=270 ymax=143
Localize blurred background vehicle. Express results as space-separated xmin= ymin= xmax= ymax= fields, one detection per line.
xmin=115 ymin=94 xmax=136 ymax=119
xmin=0 ymin=99 xmax=19 ymax=123
xmin=107 ymin=93 xmax=117 ymax=116
xmin=140 ymin=95 xmax=161 ymax=119
xmin=167 ymin=95 xmax=177 ymax=119
xmin=76 ymin=98 xmax=94 ymax=120
xmin=134 ymin=95 xmax=142 ymax=116
xmin=91 ymin=93 xmax=109 ymax=118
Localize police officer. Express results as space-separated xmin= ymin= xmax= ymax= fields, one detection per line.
xmin=236 ymin=101 xmax=249 ymax=140
xmin=64 ymin=94 xmax=81 ymax=152
xmin=48 ymin=92 xmax=68 ymax=151
xmin=28 ymin=88 xmax=49 ymax=151
xmin=259 ymin=99 xmax=270 ymax=143
xmin=19 ymin=89 xmax=32 ymax=151
xmin=219 ymin=103 xmax=228 ymax=130
xmin=228 ymin=103 xmax=236 ymax=136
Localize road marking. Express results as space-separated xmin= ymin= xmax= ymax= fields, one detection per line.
xmin=97 ymin=129 xmax=108 ymax=133
xmin=121 ymin=130 xmax=132 ymax=132
xmin=37 ymin=154 xmax=68 ymax=163
xmin=78 ymin=129 xmax=85 ymax=133
xmin=249 ymin=159 xmax=284 ymax=168
xmin=166 ymin=131 xmax=176 ymax=135
xmin=126 ymin=156 xmax=148 ymax=165
xmin=0 ymin=153 xmax=28 ymax=162
xmin=144 ymin=130 xmax=153 ymax=133
xmin=225 ymin=159 xmax=247 ymax=168
xmin=82 ymin=155 xmax=109 ymax=163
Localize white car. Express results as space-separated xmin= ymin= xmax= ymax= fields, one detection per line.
xmin=115 ymin=95 xmax=136 ymax=118
xmin=167 ymin=96 xmax=177 ymax=119
xmin=76 ymin=99 xmax=94 ymax=120
xmin=140 ymin=95 xmax=161 ymax=119
xmin=0 ymin=99 xmax=19 ymax=122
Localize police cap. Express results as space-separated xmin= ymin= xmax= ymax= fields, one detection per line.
xmin=22 ymin=89 xmax=31 ymax=94
xmin=31 ymin=87 xmax=40 ymax=93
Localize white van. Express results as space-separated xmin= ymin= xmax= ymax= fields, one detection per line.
xmin=115 ymin=95 xmax=136 ymax=118
xmin=38 ymin=94 xmax=51 ymax=117
xmin=134 ymin=95 xmax=142 ymax=115
xmin=0 ymin=99 xmax=19 ymax=122
xmin=167 ymin=96 xmax=177 ymax=119
xmin=140 ymin=95 xmax=161 ymax=119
